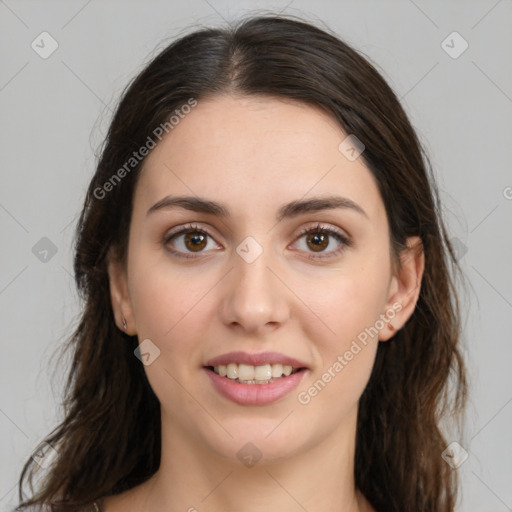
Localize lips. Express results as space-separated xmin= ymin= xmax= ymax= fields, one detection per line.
xmin=203 ymin=351 xmax=309 ymax=405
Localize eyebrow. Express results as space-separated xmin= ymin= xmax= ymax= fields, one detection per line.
xmin=146 ymin=195 xmax=368 ymax=221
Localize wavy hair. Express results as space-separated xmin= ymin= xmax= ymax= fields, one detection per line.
xmin=17 ymin=14 xmax=467 ymax=512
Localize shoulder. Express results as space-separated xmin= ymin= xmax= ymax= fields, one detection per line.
xmin=14 ymin=501 xmax=102 ymax=511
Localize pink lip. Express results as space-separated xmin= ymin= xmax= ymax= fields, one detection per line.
xmin=204 ymin=351 xmax=308 ymax=369
xmin=204 ymin=367 xmax=308 ymax=406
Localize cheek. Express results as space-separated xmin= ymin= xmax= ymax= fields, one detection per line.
xmin=128 ymin=253 xmax=217 ymax=349
xmin=296 ymin=263 xmax=390 ymax=354
xmin=294 ymin=279 xmax=383 ymax=423
xmin=127 ymin=257 xmax=217 ymax=407
xmin=292 ymin=256 xmax=389 ymax=410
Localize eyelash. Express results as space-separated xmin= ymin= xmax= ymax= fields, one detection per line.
xmin=163 ymin=222 xmax=351 ymax=260
xmin=295 ymin=224 xmax=351 ymax=259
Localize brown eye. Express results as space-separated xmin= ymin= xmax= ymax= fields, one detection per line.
xmin=183 ymin=232 xmax=208 ymax=252
xmin=164 ymin=224 xmax=221 ymax=259
xmin=293 ymin=224 xmax=351 ymax=259
xmin=305 ymin=232 xmax=329 ymax=252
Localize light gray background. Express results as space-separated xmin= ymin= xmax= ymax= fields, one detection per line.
xmin=1 ymin=1 xmax=511 ymax=511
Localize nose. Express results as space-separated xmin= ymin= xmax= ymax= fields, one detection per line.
xmin=219 ymin=242 xmax=290 ymax=336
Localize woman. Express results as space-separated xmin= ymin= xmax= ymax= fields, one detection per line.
xmin=16 ymin=14 xmax=467 ymax=512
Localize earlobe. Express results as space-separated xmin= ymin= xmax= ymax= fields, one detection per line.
xmin=107 ymin=253 xmax=136 ymax=335
xmin=379 ymin=236 xmax=425 ymax=342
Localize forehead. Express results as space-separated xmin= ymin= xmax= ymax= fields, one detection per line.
xmin=135 ymin=94 xmax=384 ymax=222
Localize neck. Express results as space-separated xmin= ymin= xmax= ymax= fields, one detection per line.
xmin=141 ymin=409 xmax=370 ymax=512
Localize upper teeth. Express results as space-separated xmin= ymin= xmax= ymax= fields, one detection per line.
xmin=214 ymin=363 xmax=294 ymax=381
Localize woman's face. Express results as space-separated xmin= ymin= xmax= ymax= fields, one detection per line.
xmin=109 ymin=94 xmax=420 ymax=464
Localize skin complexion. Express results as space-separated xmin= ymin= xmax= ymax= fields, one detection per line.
xmin=106 ymin=94 xmax=424 ymax=512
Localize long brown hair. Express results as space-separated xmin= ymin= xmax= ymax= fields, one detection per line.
xmin=17 ymin=14 xmax=467 ymax=512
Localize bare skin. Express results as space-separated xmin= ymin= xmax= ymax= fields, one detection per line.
xmin=105 ymin=94 xmax=424 ymax=512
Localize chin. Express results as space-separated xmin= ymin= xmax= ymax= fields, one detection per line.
xmin=200 ymin=420 xmax=308 ymax=466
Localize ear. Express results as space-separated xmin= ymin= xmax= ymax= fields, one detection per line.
xmin=107 ymin=250 xmax=137 ymax=335
xmin=379 ymin=236 xmax=425 ymax=341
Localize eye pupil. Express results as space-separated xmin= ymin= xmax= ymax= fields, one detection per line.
xmin=185 ymin=232 xmax=207 ymax=251
xmin=307 ymin=233 xmax=328 ymax=252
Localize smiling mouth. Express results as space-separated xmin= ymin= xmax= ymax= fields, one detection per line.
xmin=206 ymin=363 xmax=304 ymax=385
